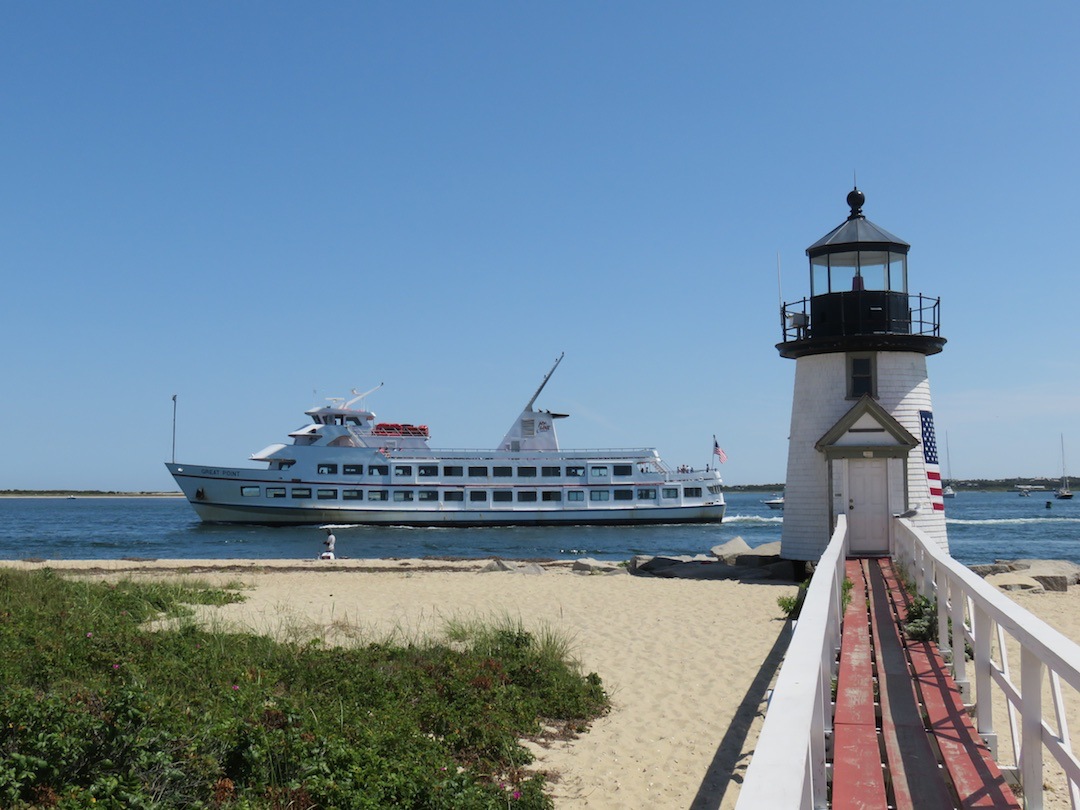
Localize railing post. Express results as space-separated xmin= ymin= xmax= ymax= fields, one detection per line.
xmin=974 ymin=603 xmax=996 ymax=757
xmin=950 ymin=575 xmax=970 ymax=700
xmin=935 ymin=561 xmax=950 ymax=660
xmin=1021 ymin=647 xmax=1044 ymax=809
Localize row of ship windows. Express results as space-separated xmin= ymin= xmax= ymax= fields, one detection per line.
xmin=314 ymin=463 xmax=644 ymax=478
xmin=241 ymin=486 xmax=715 ymax=502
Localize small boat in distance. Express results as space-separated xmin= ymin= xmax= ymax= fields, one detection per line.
xmin=166 ymin=355 xmax=726 ymax=526
xmin=942 ymin=485 xmax=956 ymax=498
xmin=763 ymin=496 xmax=784 ymax=510
xmin=1057 ymin=434 xmax=1073 ymax=500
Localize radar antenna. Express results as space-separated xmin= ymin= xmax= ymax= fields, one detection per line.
xmin=524 ymin=353 xmax=564 ymax=411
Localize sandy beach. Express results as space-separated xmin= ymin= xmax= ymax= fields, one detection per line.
xmin=12 ymin=557 xmax=1080 ymax=808
xmin=4 ymin=557 xmax=796 ymax=809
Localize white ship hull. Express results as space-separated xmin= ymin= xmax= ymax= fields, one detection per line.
xmin=166 ymin=461 xmax=725 ymax=526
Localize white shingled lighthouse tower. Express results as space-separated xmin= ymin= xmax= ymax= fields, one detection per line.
xmin=777 ymin=188 xmax=949 ymax=561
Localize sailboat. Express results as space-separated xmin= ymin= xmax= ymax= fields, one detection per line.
xmin=942 ymin=432 xmax=956 ymax=498
xmin=1056 ymin=434 xmax=1073 ymax=500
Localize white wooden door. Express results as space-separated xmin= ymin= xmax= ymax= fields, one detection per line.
xmin=847 ymin=459 xmax=890 ymax=555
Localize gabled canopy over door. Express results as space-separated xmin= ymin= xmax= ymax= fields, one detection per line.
xmin=816 ymin=395 xmax=918 ymax=556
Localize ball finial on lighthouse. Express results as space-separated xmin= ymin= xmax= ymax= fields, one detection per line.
xmin=846 ymin=187 xmax=865 ymax=219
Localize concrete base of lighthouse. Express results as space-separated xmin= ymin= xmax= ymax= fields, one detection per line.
xmin=780 ymin=351 xmax=949 ymax=562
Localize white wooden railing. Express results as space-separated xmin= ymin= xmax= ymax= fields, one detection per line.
xmin=736 ymin=516 xmax=849 ymax=809
xmin=894 ymin=517 xmax=1080 ymax=810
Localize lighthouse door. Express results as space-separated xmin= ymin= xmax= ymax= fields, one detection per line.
xmin=847 ymin=459 xmax=890 ymax=555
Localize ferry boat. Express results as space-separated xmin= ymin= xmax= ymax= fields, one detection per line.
xmin=166 ymin=355 xmax=726 ymax=526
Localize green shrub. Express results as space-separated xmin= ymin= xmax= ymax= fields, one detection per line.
xmin=0 ymin=569 xmax=609 ymax=808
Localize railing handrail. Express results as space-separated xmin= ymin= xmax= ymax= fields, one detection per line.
xmin=736 ymin=515 xmax=849 ymax=809
xmin=894 ymin=518 xmax=1080 ymax=809
xmin=779 ymin=292 xmax=941 ymax=343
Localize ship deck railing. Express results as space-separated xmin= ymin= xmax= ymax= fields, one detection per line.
xmin=737 ymin=516 xmax=1080 ymax=809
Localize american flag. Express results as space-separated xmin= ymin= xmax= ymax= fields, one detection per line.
xmin=919 ymin=410 xmax=945 ymax=512
xmin=713 ymin=438 xmax=728 ymax=464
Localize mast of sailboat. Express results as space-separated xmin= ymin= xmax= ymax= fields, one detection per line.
xmin=525 ymin=352 xmax=565 ymax=411
xmin=1062 ymin=433 xmax=1070 ymax=489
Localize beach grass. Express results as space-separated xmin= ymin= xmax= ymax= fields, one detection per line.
xmin=0 ymin=568 xmax=608 ymax=808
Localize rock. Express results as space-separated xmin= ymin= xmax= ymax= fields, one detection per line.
xmin=572 ymin=558 xmax=621 ymax=574
xmin=516 ymin=563 xmax=547 ymax=576
xmin=635 ymin=555 xmax=694 ymax=574
xmin=649 ymin=561 xmax=747 ymax=580
xmin=972 ymin=559 xmax=1080 ymax=588
xmin=1031 ymin=574 xmax=1069 ymax=592
xmin=985 ymin=572 xmax=1045 ymax=594
xmin=1012 ymin=559 xmax=1080 ymax=585
xmin=711 ymin=536 xmax=752 ymax=564
xmin=479 ymin=559 xmax=520 ymax=573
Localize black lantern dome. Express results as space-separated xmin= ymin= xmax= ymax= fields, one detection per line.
xmin=777 ymin=188 xmax=945 ymax=359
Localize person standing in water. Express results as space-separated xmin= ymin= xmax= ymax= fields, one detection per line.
xmin=321 ymin=528 xmax=336 ymax=560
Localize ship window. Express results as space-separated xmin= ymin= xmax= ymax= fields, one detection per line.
xmin=493 ymin=490 xmax=512 ymax=502
xmin=541 ymin=466 xmax=561 ymax=477
xmin=848 ymin=354 xmax=876 ymax=398
xmin=468 ymin=466 xmax=488 ymax=477
xmin=567 ymin=490 xmax=585 ymax=502
xmin=317 ymin=464 xmax=338 ymax=475
xmin=590 ymin=490 xmax=610 ymax=501
xmin=493 ymin=466 xmax=512 ymax=477
xmin=517 ymin=491 xmax=537 ymax=502
xmin=418 ymin=490 xmax=438 ymax=501
xmin=613 ymin=489 xmax=633 ymax=501
xmin=708 ymin=484 xmax=723 ymax=495
xmin=267 ymin=487 xmax=286 ymax=498
xmin=637 ymin=488 xmax=657 ymax=500
xmin=662 ymin=487 xmax=679 ymax=499
xmin=343 ymin=489 xmax=363 ymax=500
xmin=443 ymin=465 xmax=463 ymax=477
xmin=240 ymin=486 xmax=260 ymax=497
xmin=684 ymin=487 xmax=703 ymax=497
xmin=343 ymin=464 xmax=363 ymax=475
xmin=394 ymin=465 xmax=412 ymax=476
xmin=590 ymin=466 xmax=609 ymax=478
xmin=613 ymin=464 xmax=633 ymax=476
xmin=368 ymin=464 xmax=388 ymax=476
xmin=517 ymin=466 xmax=537 ymax=477
xmin=291 ymin=488 xmax=311 ymax=499
xmin=444 ymin=490 xmax=464 ymax=502
xmin=566 ymin=466 xmax=585 ymax=478
xmin=419 ymin=465 xmax=438 ymax=477
xmin=393 ymin=491 xmax=414 ymax=502
xmin=542 ymin=491 xmax=562 ymax=502
xmin=369 ymin=489 xmax=388 ymax=501
xmin=317 ymin=489 xmax=337 ymax=500
xmin=469 ymin=490 xmax=488 ymax=502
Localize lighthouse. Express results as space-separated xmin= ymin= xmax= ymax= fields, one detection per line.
xmin=778 ymin=188 xmax=948 ymax=561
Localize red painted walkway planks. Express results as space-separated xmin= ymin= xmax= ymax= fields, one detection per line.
xmin=831 ymin=558 xmax=1020 ymax=809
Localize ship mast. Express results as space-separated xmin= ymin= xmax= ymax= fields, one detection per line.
xmin=524 ymin=352 xmax=564 ymax=411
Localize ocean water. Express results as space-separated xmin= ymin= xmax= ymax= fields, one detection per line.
xmin=0 ymin=490 xmax=1076 ymax=566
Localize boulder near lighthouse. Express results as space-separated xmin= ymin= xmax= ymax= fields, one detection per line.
xmin=777 ymin=188 xmax=948 ymax=562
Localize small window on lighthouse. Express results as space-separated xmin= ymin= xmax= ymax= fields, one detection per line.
xmin=848 ymin=354 xmax=875 ymax=398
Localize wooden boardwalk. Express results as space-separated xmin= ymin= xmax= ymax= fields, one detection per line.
xmin=831 ymin=557 xmax=1021 ymax=809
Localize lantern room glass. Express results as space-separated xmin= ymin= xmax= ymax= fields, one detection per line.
xmin=810 ymin=250 xmax=908 ymax=295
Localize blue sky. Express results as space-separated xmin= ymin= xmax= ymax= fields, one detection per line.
xmin=2 ymin=2 xmax=1078 ymax=491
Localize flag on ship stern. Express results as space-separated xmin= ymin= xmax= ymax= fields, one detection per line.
xmin=919 ymin=410 xmax=945 ymax=512
xmin=713 ymin=437 xmax=727 ymax=464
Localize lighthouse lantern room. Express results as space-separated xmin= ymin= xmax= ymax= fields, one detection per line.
xmin=778 ymin=189 xmax=948 ymax=561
